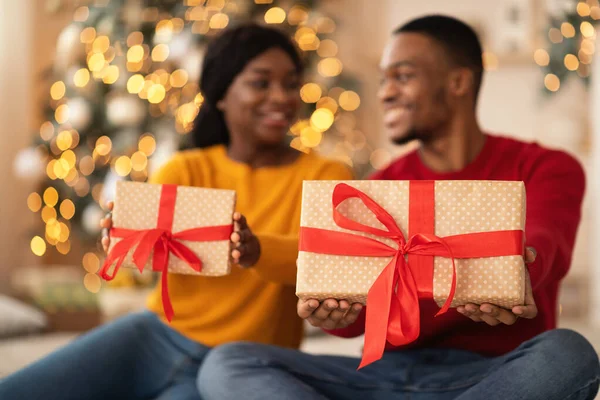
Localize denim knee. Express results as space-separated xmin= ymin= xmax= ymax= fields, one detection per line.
xmin=536 ymin=329 xmax=599 ymax=385
xmin=196 ymin=342 xmax=256 ymax=397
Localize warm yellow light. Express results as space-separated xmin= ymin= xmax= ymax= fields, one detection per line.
xmin=40 ymin=121 xmax=55 ymax=141
xmin=102 ymin=65 xmax=119 ymax=84
xmin=43 ymin=187 xmax=59 ymax=207
xmin=84 ymin=273 xmax=101 ymax=293
xmin=127 ymin=32 xmax=144 ymax=47
xmin=31 ymin=236 xmax=46 ymax=257
xmin=194 ymin=93 xmax=204 ymax=106
xmin=75 ymin=178 xmax=90 ymax=197
xmin=210 ymin=13 xmax=229 ymax=29
xmin=55 ymin=104 xmax=69 ymax=124
xmin=580 ymin=21 xmax=596 ymax=38
xmin=61 ymin=150 xmax=77 ymax=169
xmin=300 ymin=83 xmax=322 ymax=103
xmin=80 ymin=27 xmax=96 ymax=43
xmin=578 ymin=2 xmax=591 ymax=16
xmin=171 ymin=17 xmax=185 ymax=32
xmin=46 ymin=160 xmax=58 ymax=180
xmin=310 ymin=108 xmax=335 ymax=132
xmin=300 ymin=126 xmax=322 ymax=148
xmin=27 ymin=193 xmax=42 ymax=212
xmin=561 ymin=22 xmax=576 ymax=38
xmin=316 ymin=96 xmax=338 ymax=114
xmin=138 ymin=135 xmax=156 ymax=156
xmin=316 ymin=17 xmax=336 ymax=34
xmin=131 ymin=151 xmax=148 ymax=171
xmin=176 ymin=103 xmax=200 ymax=131
xmin=592 ymin=6 xmax=600 ymax=19
xmin=254 ymin=0 xmax=273 ymax=3
xmin=339 ymin=91 xmax=360 ymax=111
xmin=482 ymin=51 xmax=499 ymax=71
xmin=127 ymin=74 xmax=145 ymax=94
xmin=74 ymin=6 xmax=89 ymax=21
xmin=579 ymin=49 xmax=593 ymax=64
xmin=533 ymin=49 xmax=550 ymax=66
xmin=92 ymin=36 xmax=110 ymax=53
xmin=148 ymin=84 xmax=166 ymax=104
xmin=41 ymin=206 xmax=57 ymax=223
xmin=549 ymin=28 xmax=563 ymax=43
xmin=88 ymin=53 xmax=105 ymax=72
xmin=170 ymin=69 xmax=189 ymax=88
xmin=581 ymin=38 xmax=595 ymax=54
xmin=95 ymin=136 xmax=112 ymax=156
xmin=59 ymin=199 xmax=75 ymax=220
xmin=317 ymin=39 xmax=338 ymax=58
xmin=264 ymin=7 xmax=286 ymax=24
xmin=65 ymin=169 xmax=78 ymax=185
xmin=56 ymin=240 xmax=71 ymax=255
xmin=287 ymin=5 xmax=308 ymax=25
xmin=152 ymin=44 xmax=170 ymax=62
xmin=564 ymin=54 xmax=579 ymax=71
xmin=544 ymin=73 xmax=560 ymax=92
xmin=318 ymin=58 xmax=343 ymax=77
xmin=127 ymin=45 xmax=145 ymax=63
xmin=56 ymin=131 xmax=72 ymax=151
xmin=50 ymin=81 xmax=66 ymax=100
xmin=53 ymin=159 xmax=70 ymax=179
xmin=79 ymin=155 xmax=95 ymax=176
xmin=115 ymin=156 xmax=132 ymax=176
xmin=73 ymin=68 xmax=90 ymax=87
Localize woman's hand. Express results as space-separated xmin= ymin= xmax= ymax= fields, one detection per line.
xmin=230 ymin=212 xmax=261 ymax=268
xmin=100 ymin=201 xmax=114 ymax=253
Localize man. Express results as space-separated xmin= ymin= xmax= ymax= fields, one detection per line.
xmin=197 ymin=15 xmax=600 ymax=399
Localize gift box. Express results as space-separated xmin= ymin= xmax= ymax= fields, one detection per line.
xmin=296 ymin=180 xmax=526 ymax=367
xmin=100 ymin=181 xmax=235 ymax=320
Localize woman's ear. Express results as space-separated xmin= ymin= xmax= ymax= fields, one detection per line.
xmin=216 ymin=100 xmax=226 ymax=111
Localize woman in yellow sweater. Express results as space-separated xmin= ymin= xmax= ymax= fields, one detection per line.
xmin=0 ymin=24 xmax=351 ymax=400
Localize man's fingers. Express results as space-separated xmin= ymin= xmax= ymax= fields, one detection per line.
xmin=525 ymin=247 xmax=537 ymax=264
xmin=231 ymin=229 xmax=251 ymax=244
xmin=481 ymin=304 xmax=518 ymax=325
xmin=512 ymin=304 xmax=538 ymax=319
xmin=343 ymin=303 xmax=363 ymax=324
xmin=231 ymin=245 xmax=247 ymax=261
xmin=106 ymin=201 xmax=114 ymax=211
xmin=480 ymin=314 xmax=501 ymax=326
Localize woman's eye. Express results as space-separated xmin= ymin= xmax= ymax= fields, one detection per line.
xmin=250 ymin=80 xmax=269 ymax=89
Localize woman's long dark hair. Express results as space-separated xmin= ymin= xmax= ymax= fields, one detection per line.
xmin=190 ymin=23 xmax=304 ymax=149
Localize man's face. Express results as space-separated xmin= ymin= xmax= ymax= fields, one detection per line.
xmin=378 ymin=33 xmax=454 ymax=145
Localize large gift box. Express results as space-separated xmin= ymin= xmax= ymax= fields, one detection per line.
xmin=100 ymin=181 xmax=235 ymax=320
xmin=297 ymin=180 xmax=526 ymax=367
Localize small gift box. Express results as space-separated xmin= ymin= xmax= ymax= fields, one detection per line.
xmin=297 ymin=180 xmax=526 ymax=367
xmin=100 ymin=181 xmax=235 ymax=320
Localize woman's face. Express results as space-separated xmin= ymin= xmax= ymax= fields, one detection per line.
xmin=217 ymin=48 xmax=301 ymax=147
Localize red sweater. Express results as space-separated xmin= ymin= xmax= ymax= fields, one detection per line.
xmin=326 ymin=134 xmax=585 ymax=357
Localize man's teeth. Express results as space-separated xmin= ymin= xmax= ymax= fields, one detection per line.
xmin=267 ymin=112 xmax=286 ymax=120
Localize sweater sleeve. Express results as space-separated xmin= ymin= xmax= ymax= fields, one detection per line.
xmin=249 ymin=161 xmax=354 ymax=286
xmin=147 ymin=154 xmax=191 ymax=186
xmin=524 ymin=150 xmax=585 ymax=289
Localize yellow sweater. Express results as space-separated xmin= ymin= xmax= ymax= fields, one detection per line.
xmin=146 ymin=145 xmax=353 ymax=349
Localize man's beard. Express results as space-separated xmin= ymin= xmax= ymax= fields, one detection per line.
xmin=391 ymin=128 xmax=433 ymax=146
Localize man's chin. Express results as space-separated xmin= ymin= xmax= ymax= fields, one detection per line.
xmin=389 ymin=130 xmax=420 ymax=146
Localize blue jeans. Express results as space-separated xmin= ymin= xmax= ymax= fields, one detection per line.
xmin=0 ymin=311 xmax=209 ymax=400
xmin=198 ymin=329 xmax=600 ymax=400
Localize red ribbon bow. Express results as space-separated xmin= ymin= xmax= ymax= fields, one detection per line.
xmin=299 ymin=182 xmax=524 ymax=369
xmin=99 ymin=184 xmax=233 ymax=322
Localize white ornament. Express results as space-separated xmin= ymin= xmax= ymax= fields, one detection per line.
xmin=106 ymin=95 xmax=146 ymax=127
xmin=166 ymin=31 xmax=192 ymax=60
xmin=181 ymin=49 xmax=203 ymax=83
xmin=82 ymin=204 xmax=105 ymax=235
xmin=100 ymin=170 xmax=122 ymax=203
xmin=66 ymin=98 xmax=92 ymax=130
xmin=55 ymin=25 xmax=85 ymax=73
xmin=13 ymin=147 xmax=46 ymax=181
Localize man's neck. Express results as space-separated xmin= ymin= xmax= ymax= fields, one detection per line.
xmin=418 ymin=115 xmax=486 ymax=173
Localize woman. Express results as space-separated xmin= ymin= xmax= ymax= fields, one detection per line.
xmin=0 ymin=23 xmax=352 ymax=400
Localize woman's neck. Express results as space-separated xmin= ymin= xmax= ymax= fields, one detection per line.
xmin=226 ymin=140 xmax=299 ymax=169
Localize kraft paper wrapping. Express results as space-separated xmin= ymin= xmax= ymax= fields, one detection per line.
xmin=109 ymin=181 xmax=235 ymax=276
xmin=296 ymin=180 xmax=526 ymax=308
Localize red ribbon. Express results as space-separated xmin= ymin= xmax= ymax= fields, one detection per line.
xmin=99 ymin=184 xmax=233 ymax=322
xmin=298 ymin=182 xmax=524 ymax=369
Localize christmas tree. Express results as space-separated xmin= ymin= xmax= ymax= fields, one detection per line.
xmin=23 ymin=0 xmax=365 ymax=283
xmin=537 ymin=0 xmax=599 ymax=94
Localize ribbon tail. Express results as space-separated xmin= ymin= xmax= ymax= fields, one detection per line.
xmin=99 ymin=234 xmax=144 ymax=280
xmin=152 ymin=238 xmax=169 ymax=273
xmin=358 ymin=257 xmax=398 ymax=370
xmin=387 ymin=257 xmax=421 ymax=346
xmin=168 ymin=240 xmax=203 ymax=272
xmin=161 ymin=267 xmax=174 ymax=322
xmin=435 ymin=254 xmax=457 ymax=316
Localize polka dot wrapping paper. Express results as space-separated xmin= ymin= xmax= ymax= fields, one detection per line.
xmin=108 ymin=181 xmax=236 ymax=277
xmin=296 ymin=180 xmax=526 ymax=309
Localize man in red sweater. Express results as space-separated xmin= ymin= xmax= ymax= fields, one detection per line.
xmin=197 ymin=15 xmax=599 ymax=400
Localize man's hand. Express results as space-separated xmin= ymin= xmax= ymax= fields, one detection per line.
xmin=457 ymin=247 xmax=538 ymax=326
xmin=297 ymin=298 xmax=363 ymax=330
xmin=230 ymin=212 xmax=261 ymax=268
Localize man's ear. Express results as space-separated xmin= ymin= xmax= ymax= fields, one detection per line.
xmin=216 ymin=99 xmax=226 ymax=111
xmin=448 ymin=68 xmax=474 ymax=97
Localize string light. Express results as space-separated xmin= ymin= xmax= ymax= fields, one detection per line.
xmin=561 ymin=22 xmax=576 ymax=38
xmin=31 ymin=236 xmax=46 ymax=256
xmin=264 ymin=7 xmax=286 ymax=24
xmin=534 ymin=49 xmax=550 ymax=66
xmin=338 ymin=91 xmax=360 ymax=111
xmin=300 ymin=83 xmax=322 ymax=103
xmin=138 ymin=135 xmax=157 ymax=156
xmin=73 ymin=68 xmax=90 ymax=87
xmin=564 ymin=54 xmax=579 ymax=71
xmin=544 ymin=73 xmax=560 ymax=91
xmin=209 ymin=13 xmax=229 ymax=29
xmin=310 ymin=108 xmax=334 ymax=132
xmin=40 ymin=121 xmax=55 ymax=141
xmin=50 ymin=81 xmax=66 ymax=100
xmin=27 ymin=193 xmax=42 ymax=212
xmin=318 ymin=58 xmax=343 ymax=77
